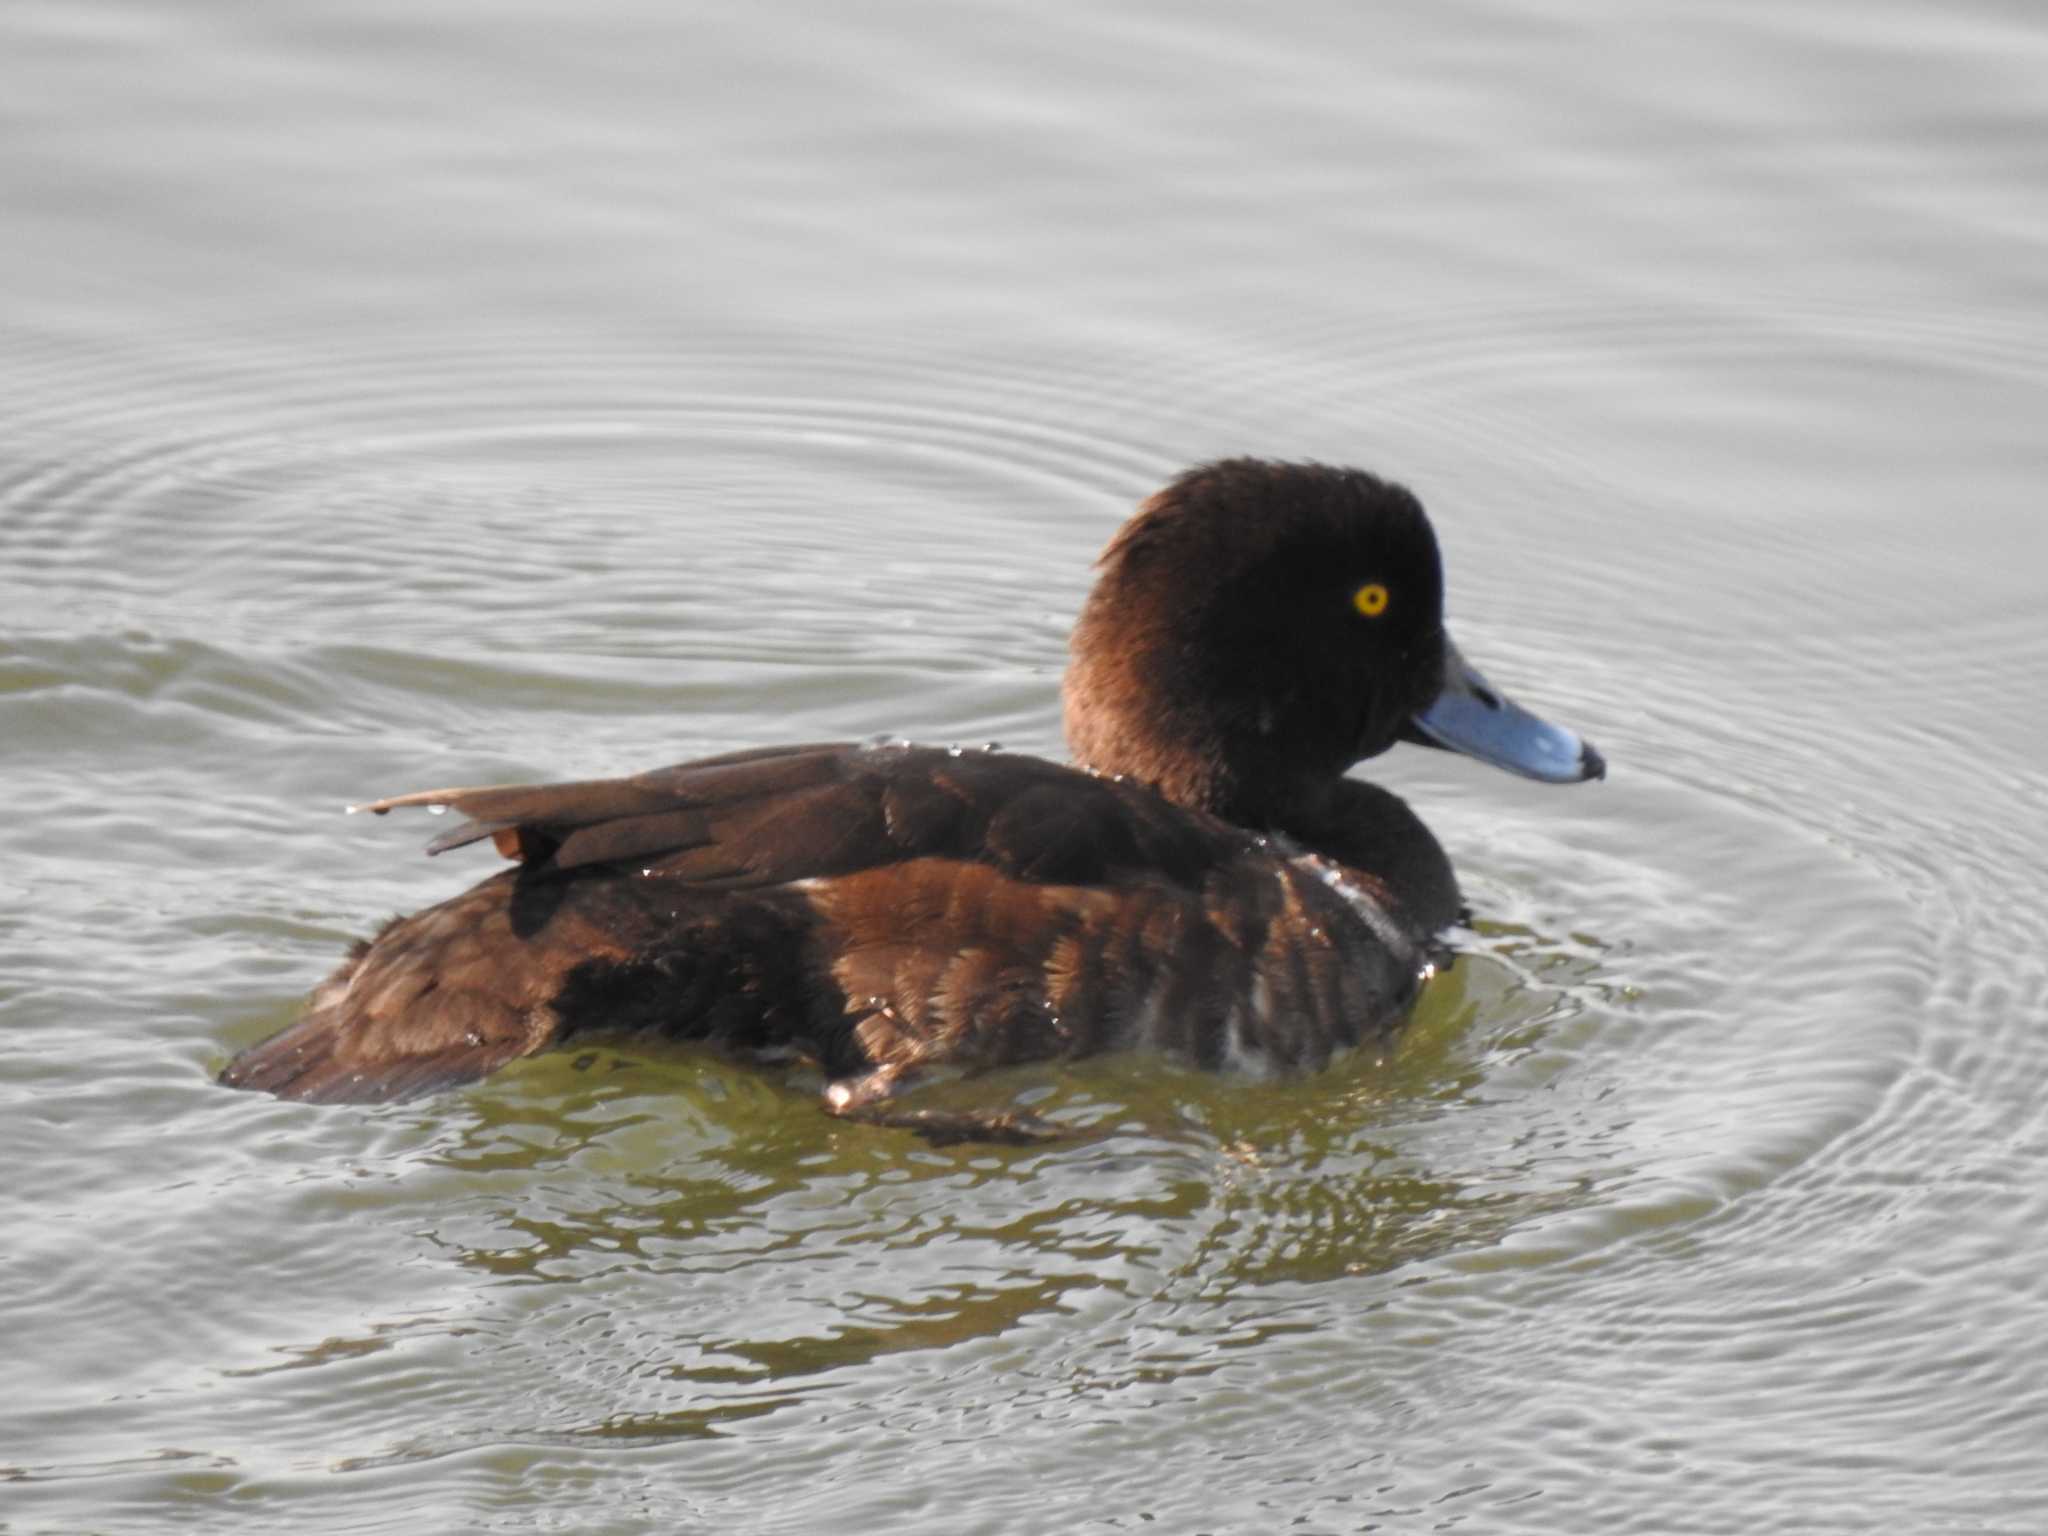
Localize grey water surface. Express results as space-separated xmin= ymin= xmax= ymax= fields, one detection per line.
xmin=4 ymin=2 xmax=2047 ymax=1532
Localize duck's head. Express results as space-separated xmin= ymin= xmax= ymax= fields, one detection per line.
xmin=1062 ymin=458 xmax=1603 ymax=825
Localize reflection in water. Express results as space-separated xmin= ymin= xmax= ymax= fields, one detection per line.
xmin=295 ymin=912 xmax=1633 ymax=1460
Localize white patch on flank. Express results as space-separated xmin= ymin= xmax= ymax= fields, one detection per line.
xmin=1220 ymin=1003 xmax=1274 ymax=1078
xmin=1290 ymin=851 xmax=1408 ymax=953
xmin=1126 ymin=987 xmax=1166 ymax=1050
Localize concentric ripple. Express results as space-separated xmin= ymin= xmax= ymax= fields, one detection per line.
xmin=5 ymin=305 xmax=2045 ymax=1532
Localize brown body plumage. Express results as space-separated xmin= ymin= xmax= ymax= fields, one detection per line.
xmin=221 ymin=460 xmax=1603 ymax=1134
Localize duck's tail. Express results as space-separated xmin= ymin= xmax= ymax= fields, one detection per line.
xmin=217 ymin=995 xmax=545 ymax=1102
xmin=218 ymin=869 xmax=576 ymax=1103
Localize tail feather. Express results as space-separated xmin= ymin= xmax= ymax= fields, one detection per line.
xmin=220 ymin=869 xmax=592 ymax=1103
xmin=218 ymin=1007 xmax=542 ymax=1103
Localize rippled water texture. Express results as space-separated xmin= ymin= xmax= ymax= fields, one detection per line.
xmin=4 ymin=2 xmax=2047 ymax=1531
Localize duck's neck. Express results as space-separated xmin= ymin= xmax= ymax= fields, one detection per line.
xmin=1264 ymin=778 xmax=1461 ymax=938
xmin=1061 ymin=631 xmax=1456 ymax=932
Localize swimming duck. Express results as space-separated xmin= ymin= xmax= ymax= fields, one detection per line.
xmin=220 ymin=458 xmax=1603 ymax=1136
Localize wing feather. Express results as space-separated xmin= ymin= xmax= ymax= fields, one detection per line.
xmin=348 ymin=742 xmax=1244 ymax=894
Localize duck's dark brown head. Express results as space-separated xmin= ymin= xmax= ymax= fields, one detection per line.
xmin=1062 ymin=458 xmax=1601 ymax=827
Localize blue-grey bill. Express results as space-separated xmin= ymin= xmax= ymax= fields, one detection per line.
xmin=1409 ymin=636 xmax=1606 ymax=783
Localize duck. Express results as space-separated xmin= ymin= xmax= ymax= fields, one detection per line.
xmin=219 ymin=458 xmax=1603 ymax=1139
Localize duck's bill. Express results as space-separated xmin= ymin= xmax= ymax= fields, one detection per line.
xmin=1406 ymin=635 xmax=1606 ymax=783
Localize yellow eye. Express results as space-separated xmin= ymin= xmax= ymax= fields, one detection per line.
xmin=1352 ymin=582 xmax=1390 ymax=618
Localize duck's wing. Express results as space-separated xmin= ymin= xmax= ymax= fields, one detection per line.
xmin=224 ymin=745 xmax=1423 ymax=1107
xmin=351 ymin=741 xmax=1237 ymax=892
xmin=222 ymin=744 xmax=1251 ymax=1105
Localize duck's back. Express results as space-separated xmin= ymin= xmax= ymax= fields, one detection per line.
xmin=220 ymin=743 xmax=1431 ymax=1103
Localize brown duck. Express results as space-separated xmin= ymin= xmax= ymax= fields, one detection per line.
xmin=220 ymin=459 xmax=1604 ymax=1138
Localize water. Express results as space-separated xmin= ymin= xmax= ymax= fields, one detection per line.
xmin=4 ymin=2 xmax=2046 ymax=1530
